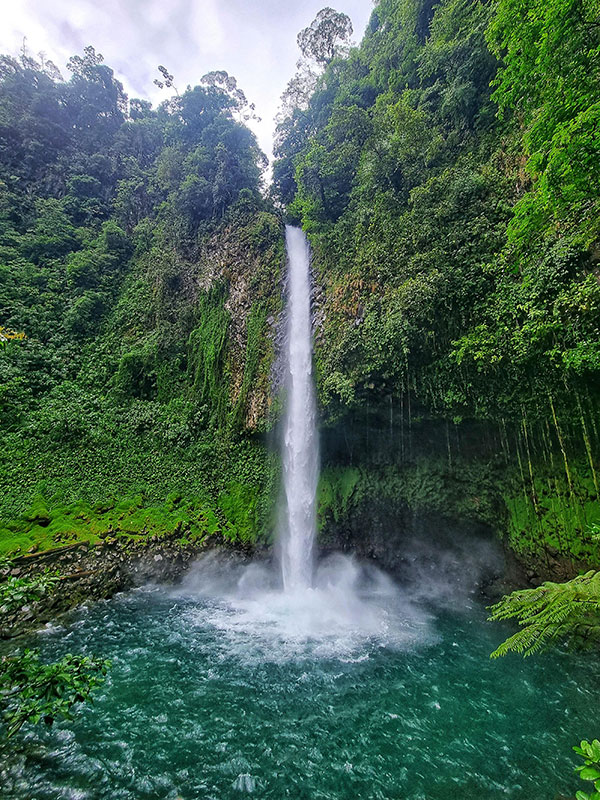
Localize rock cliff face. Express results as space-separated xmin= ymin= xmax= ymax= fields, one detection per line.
xmin=170 ymin=213 xmax=285 ymax=431
xmin=273 ymin=0 xmax=600 ymax=576
xmin=2 ymin=1 xmax=599 ymax=581
xmin=212 ymin=219 xmax=284 ymax=429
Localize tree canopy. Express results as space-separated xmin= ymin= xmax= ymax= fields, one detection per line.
xmin=274 ymin=0 xmax=600 ymax=437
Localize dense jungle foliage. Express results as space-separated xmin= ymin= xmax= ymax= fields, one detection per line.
xmin=275 ymin=0 xmax=600 ymax=423
xmin=0 ymin=46 xmax=283 ymax=554
xmin=2 ymin=0 xmax=598 ymax=568
xmin=274 ymin=0 xmax=600 ymax=569
xmin=0 ymin=0 xmax=599 ymax=764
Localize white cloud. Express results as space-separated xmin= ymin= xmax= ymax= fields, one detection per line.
xmin=0 ymin=0 xmax=374 ymax=162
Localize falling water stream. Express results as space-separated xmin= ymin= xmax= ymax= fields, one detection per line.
xmin=280 ymin=225 xmax=319 ymax=590
xmin=3 ymin=230 xmax=599 ymax=799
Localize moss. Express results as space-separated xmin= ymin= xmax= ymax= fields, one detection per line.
xmin=317 ymin=457 xmax=502 ymax=537
xmin=230 ymin=301 xmax=268 ymax=430
xmin=503 ymin=459 xmax=600 ymax=563
xmin=318 ymin=467 xmax=361 ymax=526
xmin=0 ymin=472 xmax=268 ymax=556
xmin=218 ymin=481 xmax=260 ymax=543
xmin=187 ymin=285 xmax=231 ymax=427
xmin=25 ymin=496 xmax=52 ymax=527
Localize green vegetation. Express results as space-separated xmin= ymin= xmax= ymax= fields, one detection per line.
xmin=489 ymin=570 xmax=600 ymax=658
xmin=275 ymin=0 xmax=600 ymax=569
xmin=318 ymin=458 xmax=499 ymax=532
xmin=0 ymin=569 xmax=59 ymax=614
xmin=503 ymin=460 xmax=600 ymax=564
xmin=0 ymin=46 xmax=283 ymax=555
xmin=0 ymin=649 xmax=109 ymax=738
xmin=573 ymin=739 xmax=600 ymax=800
xmin=0 ymin=424 xmax=278 ymax=555
xmin=275 ymin=0 xmax=600 ymax=425
xmin=487 ymin=0 xmax=600 ymax=252
xmin=0 ymin=559 xmax=109 ymax=740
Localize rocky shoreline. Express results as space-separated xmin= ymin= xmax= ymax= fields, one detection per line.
xmin=0 ymin=536 xmax=230 ymax=640
xmin=1 ymin=511 xmax=581 ymax=642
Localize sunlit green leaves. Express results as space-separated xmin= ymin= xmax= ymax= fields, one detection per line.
xmin=574 ymin=739 xmax=600 ymax=800
xmin=488 ymin=0 xmax=600 ymax=248
xmin=488 ymin=570 xmax=600 ymax=657
xmin=0 ymin=649 xmax=109 ymax=738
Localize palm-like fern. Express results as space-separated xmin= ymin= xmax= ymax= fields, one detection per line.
xmin=488 ymin=571 xmax=600 ymax=658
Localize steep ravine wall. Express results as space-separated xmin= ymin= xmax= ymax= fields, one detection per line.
xmin=314 ymin=406 xmax=600 ymax=585
xmin=0 ymin=211 xmax=286 ymax=559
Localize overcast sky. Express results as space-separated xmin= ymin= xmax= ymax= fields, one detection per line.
xmin=1 ymin=0 xmax=374 ymax=163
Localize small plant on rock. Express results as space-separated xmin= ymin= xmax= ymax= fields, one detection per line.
xmin=0 ymin=570 xmax=60 ymax=615
xmin=573 ymin=739 xmax=600 ymax=800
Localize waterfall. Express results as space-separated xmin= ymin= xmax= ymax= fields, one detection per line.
xmin=280 ymin=225 xmax=319 ymax=591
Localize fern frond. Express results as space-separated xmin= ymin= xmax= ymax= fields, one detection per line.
xmin=489 ymin=571 xmax=600 ymax=658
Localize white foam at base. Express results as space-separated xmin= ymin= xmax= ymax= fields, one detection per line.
xmin=174 ymin=552 xmax=434 ymax=662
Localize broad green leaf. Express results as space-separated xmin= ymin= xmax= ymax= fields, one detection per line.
xmin=580 ymin=768 xmax=600 ymax=781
